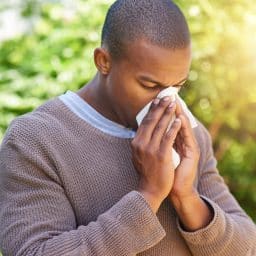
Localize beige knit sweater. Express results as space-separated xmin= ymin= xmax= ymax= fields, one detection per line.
xmin=0 ymin=97 xmax=255 ymax=256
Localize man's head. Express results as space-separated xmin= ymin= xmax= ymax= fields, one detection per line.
xmin=101 ymin=0 xmax=190 ymax=60
xmin=93 ymin=0 xmax=192 ymax=129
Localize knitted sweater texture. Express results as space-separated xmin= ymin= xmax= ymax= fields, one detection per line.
xmin=0 ymin=97 xmax=255 ymax=256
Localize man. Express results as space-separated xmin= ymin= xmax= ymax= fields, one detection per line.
xmin=0 ymin=0 xmax=255 ymax=255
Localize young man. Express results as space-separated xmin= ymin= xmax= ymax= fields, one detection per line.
xmin=0 ymin=0 xmax=255 ymax=255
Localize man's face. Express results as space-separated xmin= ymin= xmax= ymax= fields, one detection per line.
xmin=105 ymin=39 xmax=192 ymax=130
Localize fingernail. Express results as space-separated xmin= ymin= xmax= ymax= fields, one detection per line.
xmin=175 ymin=118 xmax=181 ymax=123
xmin=163 ymin=96 xmax=170 ymax=102
xmin=153 ymin=98 xmax=160 ymax=105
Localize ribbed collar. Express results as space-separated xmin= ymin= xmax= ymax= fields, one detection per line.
xmin=59 ymin=90 xmax=136 ymax=138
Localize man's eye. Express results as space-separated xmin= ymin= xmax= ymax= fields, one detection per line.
xmin=141 ymin=83 xmax=159 ymax=90
xmin=151 ymin=84 xmax=161 ymax=89
xmin=141 ymin=83 xmax=182 ymax=91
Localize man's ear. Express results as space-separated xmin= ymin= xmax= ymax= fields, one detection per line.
xmin=94 ymin=47 xmax=111 ymax=75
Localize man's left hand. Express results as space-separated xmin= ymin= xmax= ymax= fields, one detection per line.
xmin=167 ymin=98 xmax=213 ymax=231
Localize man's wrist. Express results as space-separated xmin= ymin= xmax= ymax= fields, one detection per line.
xmin=137 ymin=189 xmax=163 ymax=214
xmin=170 ymin=189 xmax=199 ymax=212
xmin=170 ymin=191 xmax=214 ymax=232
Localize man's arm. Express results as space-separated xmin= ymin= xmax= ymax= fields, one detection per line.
xmin=176 ymin=121 xmax=256 ymax=256
xmin=0 ymin=121 xmax=166 ymax=256
xmin=170 ymin=188 xmax=214 ymax=232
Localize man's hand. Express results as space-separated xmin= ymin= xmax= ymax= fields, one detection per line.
xmin=168 ymin=99 xmax=214 ymax=231
xmin=131 ymin=96 xmax=181 ymax=213
xmin=168 ymin=98 xmax=200 ymax=201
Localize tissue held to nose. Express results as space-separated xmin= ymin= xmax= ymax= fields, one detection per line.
xmin=136 ymin=86 xmax=179 ymax=126
xmin=135 ymin=86 xmax=198 ymax=169
xmin=136 ymin=86 xmax=181 ymax=168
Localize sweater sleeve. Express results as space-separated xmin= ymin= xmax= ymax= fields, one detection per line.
xmin=0 ymin=123 xmax=166 ymax=256
xmin=176 ymin=122 xmax=256 ymax=256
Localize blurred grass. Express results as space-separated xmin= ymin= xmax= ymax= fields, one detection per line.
xmin=0 ymin=0 xmax=255 ymax=228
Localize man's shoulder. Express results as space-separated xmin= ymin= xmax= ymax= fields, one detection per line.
xmin=191 ymin=117 xmax=214 ymax=163
xmin=191 ymin=117 xmax=217 ymax=177
xmin=2 ymin=97 xmax=63 ymax=144
xmin=192 ymin=117 xmax=212 ymax=145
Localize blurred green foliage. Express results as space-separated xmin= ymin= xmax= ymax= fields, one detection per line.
xmin=0 ymin=0 xmax=255 ymax=226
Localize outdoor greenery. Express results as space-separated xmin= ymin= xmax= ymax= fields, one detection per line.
xmin=0 ymin=1 xmax=255 ymax=247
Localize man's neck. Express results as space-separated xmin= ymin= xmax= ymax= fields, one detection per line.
xmin=76 ymin=74 xmax=124 ymax=127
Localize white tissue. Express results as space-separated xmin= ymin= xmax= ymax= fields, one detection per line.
xmin=136 ymin=86 xmax=198 ymax=169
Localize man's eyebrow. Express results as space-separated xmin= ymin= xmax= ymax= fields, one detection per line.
xmin=139 ymin=75 xmax=188 ymax=87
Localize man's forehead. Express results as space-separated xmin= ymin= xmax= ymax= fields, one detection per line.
xmin=124 ymin=39 xmax=192 ymax=68
xmin=119 ymin=40 xmax=191 ymax=84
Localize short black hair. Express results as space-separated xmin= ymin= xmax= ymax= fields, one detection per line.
xmin=101 ymin=0 xmax=191 ymax=59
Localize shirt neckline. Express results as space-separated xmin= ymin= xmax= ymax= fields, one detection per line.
xmin=59 ymin=90 xmax=136 ymax=138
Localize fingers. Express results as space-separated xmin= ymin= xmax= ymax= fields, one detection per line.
xmin=176 ymin=114 xmax=200 ymax=156
xmin=136 ymin=96 xmax=175 ymax=143
xmin=160 ymin=118 xmax=182 ymax=154
xmin=173 ymin=132 xmax=183 ymax=155
xmin=150 ymin=101 xmax=176 ymax=146
xmin=174 ymin=98 xmax=196 ymax=146
xmin=175 ymin=97 xmax=185 ymax=117
xmin=179 ymin=114 xmax=194 ymax=143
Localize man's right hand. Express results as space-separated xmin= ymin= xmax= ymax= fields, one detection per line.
xmin=131 ymin=96 xmax=182 ymax=213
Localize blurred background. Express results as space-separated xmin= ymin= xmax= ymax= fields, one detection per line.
xmin=0 ymin=0 xmax=255 ymax=234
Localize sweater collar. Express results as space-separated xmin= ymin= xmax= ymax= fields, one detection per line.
xmin=59 ymin=90 xmax=136 ymax=138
